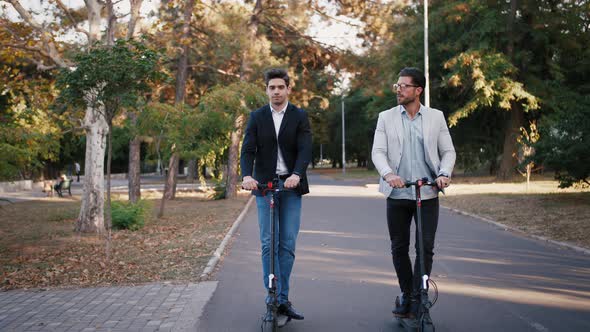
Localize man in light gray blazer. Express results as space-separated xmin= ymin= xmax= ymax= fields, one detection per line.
xmin=371 ymin=67 xmax=456 ymax=319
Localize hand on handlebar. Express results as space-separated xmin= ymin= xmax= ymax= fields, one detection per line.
xmin=241 ymin=176 xmax=259 ymax=191
xmin=384 ymin=173 xmax=405 ymax=189
xmin=284 ymin=174 xmax=300 ymax=189
xmin=435 ymin=176 xmax=450 ymax=189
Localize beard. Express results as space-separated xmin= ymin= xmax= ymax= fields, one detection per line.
xmin=397 ymin=95 xmax=411 ymax=105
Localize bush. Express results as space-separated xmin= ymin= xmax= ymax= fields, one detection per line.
xmin=111 ymin=200 xmax=151 ymax=231
xmin=209 ymin=179 xmax=227 ymax=200
xmin=533 ymin=91 xmax=590 ymax=188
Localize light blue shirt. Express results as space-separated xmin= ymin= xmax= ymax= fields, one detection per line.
xmin=389 ymin=105 xmax=438 ymax=200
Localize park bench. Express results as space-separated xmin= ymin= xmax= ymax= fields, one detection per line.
xmin=55 ymin=179 xmax=72 ymax=197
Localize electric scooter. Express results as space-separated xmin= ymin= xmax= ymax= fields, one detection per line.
xmin=395 ymin=177 xmax=439 ymax=332
xmin=257 ymin=180 xmax=291 ymax=332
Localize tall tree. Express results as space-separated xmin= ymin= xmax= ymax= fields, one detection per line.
xmin=127 ymin=0 xmax=145 ymax=203
xmin=57 ymin=40 xmax=161 ymax=243
xmin=158 ymin=0 xmax=197 ymax=218
xmin=3 ymin=0 xmax=146 ymax=233
xmin=224 ymin=0 xmax=265 ymax=199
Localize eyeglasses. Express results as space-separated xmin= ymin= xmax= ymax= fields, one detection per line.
xmin=393 ymin=83 xmax=419 ymax=91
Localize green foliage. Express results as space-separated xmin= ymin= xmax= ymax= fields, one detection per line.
xmin=0 ymin=62 xmax=61 ymax=180
xmin=443 ymin=50 xmax=539 ymax=126
xmin=533 ymin=91 xmax=590 ymax=188
xmin=6 ymin=0 xmax=590 ymax=181
xmin=108 ymin=126 xmax=133 ymax=173
xmin=199 ymin=81 xmax=268 ymax=118
xmin=56 ymin=39 xmax=163 ymax=120
xmin=136 ymin=82 xmax=266 ymax=179
xmin=111 ymin=199 xmax=151 ymax=231
xmin=196 ymin=81 xmax=267 ymax=168
xmin=338 ymin=0 xmax=590 ymax=175
xmin=209 ymin=179 xmax=227 ymax=201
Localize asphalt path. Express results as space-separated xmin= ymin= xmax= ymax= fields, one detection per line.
xmin=198 ymin=175 xmax=590 ymax=332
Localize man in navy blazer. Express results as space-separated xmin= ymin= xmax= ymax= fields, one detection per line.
xmin=241 ymin=68 xmax=312 ymax=321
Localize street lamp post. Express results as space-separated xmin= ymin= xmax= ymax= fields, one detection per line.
xmin=424 ymin=0 xmax=430 ymax=108
xmin=341 ymin=95 xmax=346 ymax=175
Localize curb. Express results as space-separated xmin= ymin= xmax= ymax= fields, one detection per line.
xmin=442 ymin=205 xmax=590 ymax=256
xmin=174 ymin=281 xmax=219 ymax=331
xmin=200 ymin=195 xmax=255 ymax=279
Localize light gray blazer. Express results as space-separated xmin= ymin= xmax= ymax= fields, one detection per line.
xmin=371 ymin=105 xmax=456 ymax=197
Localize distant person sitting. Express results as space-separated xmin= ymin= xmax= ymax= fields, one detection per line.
xmin=53 ymin=175 xmax=64 ymax=193
xmin=53 ymin=174 xmax=72 ymax=197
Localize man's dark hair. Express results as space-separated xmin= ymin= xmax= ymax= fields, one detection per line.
xmin=399 ymin=67 xmax=426 ymax=89
xmin=264 ymin=68 xmax=290 ymax=87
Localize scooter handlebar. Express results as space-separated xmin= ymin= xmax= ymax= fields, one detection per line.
xmin=256 ymin=181 xmax=276 ymax=191
xmin=404 ymin=177 xmax=438 ymax=188
xmin=252 ymin=179 xmax=298 ymax=193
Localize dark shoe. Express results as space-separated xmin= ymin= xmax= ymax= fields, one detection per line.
xmin=392 ymin=293 xmax=411 ymax=317
xmin=278 ymin=302 xmax=304 ymax=320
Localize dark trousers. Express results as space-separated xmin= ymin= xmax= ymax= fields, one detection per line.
xmin=386 ymin=197 xmax=439 ymax=294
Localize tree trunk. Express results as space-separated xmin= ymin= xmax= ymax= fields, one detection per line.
xmin=187 ymin=159 xmax=197 ymax=183
xmin=105 ymin=119 xmax=113 ymax=231
xmin=158 ymin=150 xmax=179 ymax=218
xmin=489 ymin=158 xmax=498 ymax=176
xmin=497 ymin=104 xmax=524 ymax=180
xmin=507 ymin=0 xmax=517 ymax=60
xmin=128 ymin=112 xmax=141 ymax=203
xmin=165 ymin=154 xmax=179 ymax=200
xmin=76 ymin=104 xmax=108 ymax=233
xmin=127 ymin=0 xmax=144 ymax=39
xmin=497 ymin=0 xmax=521 ymax=181
xmin=224 ymin=0 xmax=263 ymax=199
xmin=127 ymin=0 xmax=144 ymax=203
xmin=75 ymin=1 xmax=106 ymax=234
xmin=174 ymin=0 xmax=195 ymax=104
xmin=86 ymin=0 xmax=102 ymax=44
xmin=104 ymin=119 xmax=114 ymax=260
xmin=105 ymin=0 xmax=116 ymax=46
xmin=226 ymin=114 xmax=245 ymax=199
xmin=171 ymin=159 xmax=178 ymax=200
xmin=167 ymin=0 xmax=196 ymax=201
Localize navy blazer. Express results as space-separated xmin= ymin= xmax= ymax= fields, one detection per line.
xmin=240 ymin=103 xmax=312 ymax=195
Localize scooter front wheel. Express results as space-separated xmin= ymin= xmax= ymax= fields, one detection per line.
xmin=418 ymin=319 xmax=435 ymax=332
xmin=261 ymin=320 xmax=277 ymax=332
xmin=261 ymin=311 xmax=278 ymax=332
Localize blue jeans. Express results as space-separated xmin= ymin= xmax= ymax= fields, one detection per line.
xmin=256 ymin=183 xmax=302 ymax=305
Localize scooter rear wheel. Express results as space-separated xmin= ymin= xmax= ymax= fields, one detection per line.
xmin=418 ymin=319 xmax=435 ymax=332
xmin=261 ymin=318 xmax=277 ymax=332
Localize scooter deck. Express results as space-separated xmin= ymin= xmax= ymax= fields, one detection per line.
xmin=395 ymin=316 xmax=419 ymax=331
xmin=261 ymin=314 xmax=290 ymax=331
xmin=395 ymin=316 xmax=435 ymax=332
xmin=277 ymin=314 xmax=291 ymax=327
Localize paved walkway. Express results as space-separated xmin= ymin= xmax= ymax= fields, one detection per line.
xmin=199 ymin=177 xmax=590 ymax=332
xmin=0 ymin=175 xmax=221 ymax=332
xmin=0 ymin=282 xmax=217 ymax=332
xmin=2 ymin=174 xmax=589 ymax=331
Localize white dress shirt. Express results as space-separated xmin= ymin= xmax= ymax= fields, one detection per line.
xmin=271 ymin=103 xmax=289 ymax=175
